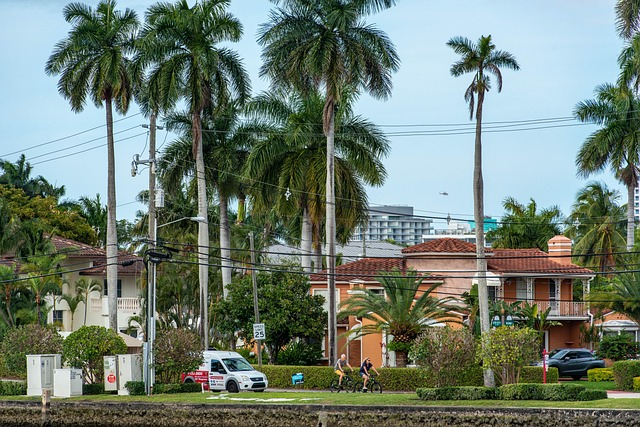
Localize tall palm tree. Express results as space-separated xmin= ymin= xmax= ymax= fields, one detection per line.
xmin=138 ymin=0 xmax=249 ymax=348
xmin=245 ymin=89 xmax=388 ymax=273
xmin=487 ymin=197 xmax=562 ymax=251
xmin=45 ymin=0 xmax=139 ymax=331
xmin=0 ymin=155 xmax=66 ymax=199
xmin=21 ymin=254 xmax=66 ymax=325
xmin=339 ymin=269 xmax=456 ymax=368
xmin=258 ymin=0 xmax=399 ymax=365
xmin=448 ymin=34 xmax=520 ymax=387
xmin=565 ymin=182 xmax=626 ymax=272
xmin=616 ymin=0 xmax=640 ymax=40
xmin=75 ymin=194 xmax=108 ymax=247
xmin=574 ymin=82 xmax=640 ymax=251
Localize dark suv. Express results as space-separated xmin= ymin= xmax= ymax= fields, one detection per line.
xmin=544 ymin=348 xmax=605 ymax=380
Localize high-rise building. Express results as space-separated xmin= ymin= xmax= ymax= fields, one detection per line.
xmin=353 ymin=205 xmax=433 ymax=246
xmin=635 ymin=186 xmax=640 ymax=222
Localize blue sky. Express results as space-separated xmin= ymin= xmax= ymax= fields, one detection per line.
xmin=0 ymin=0 xmax=625 ymax=229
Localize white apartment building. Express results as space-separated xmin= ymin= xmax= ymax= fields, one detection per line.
xmin=352 ymin=205 xmax=433 ymax=246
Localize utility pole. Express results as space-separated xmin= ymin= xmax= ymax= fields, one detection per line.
xmin=249 ymin=232 xmax=262 ymax=368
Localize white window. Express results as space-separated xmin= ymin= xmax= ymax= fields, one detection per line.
xmin=313 ymin=288 xmax=340 ymax=314
xmin=516 ymin=279 xmax=528 ymax=301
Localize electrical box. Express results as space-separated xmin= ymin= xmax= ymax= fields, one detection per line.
xmin=117 ymin=354 xmax=142 ymax=395
xmin=54 ymin=369 xmax=83 ymax=397
xmin=103 ymin=356 xmax=118 ymax=392
xmin=26 ymin=354 xmax=61 ymax=396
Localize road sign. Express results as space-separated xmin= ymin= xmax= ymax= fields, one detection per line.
xmin=253 ymin=323 xmax=266 ymax=340
xmin=491 ymin=315 xmax=502 ymax=328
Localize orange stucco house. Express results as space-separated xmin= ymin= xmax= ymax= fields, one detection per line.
xmin=310 ymin=235 xmax=595 ymax=368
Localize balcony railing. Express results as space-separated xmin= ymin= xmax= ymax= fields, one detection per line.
xmin=526 ymin=300 xmax=587 ymax=318
xmin=90 ymin=297 xmax=140 ymax=313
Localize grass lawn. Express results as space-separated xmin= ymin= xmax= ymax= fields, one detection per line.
xmin=2 ymin=389 xmax=640 ymax=410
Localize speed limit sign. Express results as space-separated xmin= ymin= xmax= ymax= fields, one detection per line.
xmin=253 ymin=323 xmax=266 ymax=340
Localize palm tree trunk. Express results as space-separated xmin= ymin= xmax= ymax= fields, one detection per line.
xmin=627 ymin=181 xmax=636 ymax=250
xmin=326 ymin=103 xmax=337 ymax=367
xmin=301 ymin=206 xmax=313 ymax=273
xmin=193 ymin=111 xmax=210 ymax=350
xmin=105 ymin=96 xmax=119 ymax=332
xmin=313 ymin=223 xmax=323 ymax=272
xmin=220 ymin=193 xmax=233 ymax=299
xmin=395 ymin=350 xmax=408 ymax=368
xmin=474 ymin=90 xmax=495 ymax=388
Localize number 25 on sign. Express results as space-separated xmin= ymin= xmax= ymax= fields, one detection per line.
xmin=253 ymin=323 xmax=266 ymax=340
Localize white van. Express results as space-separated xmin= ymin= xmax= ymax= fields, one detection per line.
xmin=182 ymin=350 xmax=268 ymax=393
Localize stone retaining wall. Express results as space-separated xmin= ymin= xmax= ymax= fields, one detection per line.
xmin=2 ymin=401 xmax=640 ymax=427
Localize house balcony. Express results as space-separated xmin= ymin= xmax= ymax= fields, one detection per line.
xmin=524 ymin=300 xmax=588 ymax=319
xmin=90 ymin=297 xmax=141 ymax=314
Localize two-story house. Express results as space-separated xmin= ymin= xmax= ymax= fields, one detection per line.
xmin=310 ymin=235 xmax=595 ymax=368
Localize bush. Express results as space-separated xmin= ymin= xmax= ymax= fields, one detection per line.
xmin=0 ymin=381 xmax=26 ymax=396
xmin=276 ymin=341 xmax=323 ymax=366
xmin=633 ymin=376 xmax=640 ymax=391
xmin=82 ymin=383 xmax=111 ymax=395
xmin=125 ymin=381 xmax=202 ymax=395
xmin=479 ymin=327 xmax=540 ymax=385
xmin=416 ymin=386 xmax=496 ymax=400
xmin=124 ymin=381 xmax=145 ymax=396
xmin=62 ymin=326 xmax=127 ymax=384
xmin=154 ymin=328 xmax=203 ymax=384
xmin=588 ymin=368 xmax=614 ymax=382
xmin=410 ymin=327 xmax=477 ymax=387
xmin=1 ymin=325 xmax=63 ymax=378
xmin=596 ymin=334 xmax=640 ymax=361
xmin=518 ymin=366 xmax=559 ymax=384
xmin=612 ymin=360 xmax=640 ymax=390
xmin=541 ymin=383 xmax=586 ymax=401
xmin=577 ymin=389 xmax=608 ymax=401
xmin=499 ymin=383 xmax=544 ymax=400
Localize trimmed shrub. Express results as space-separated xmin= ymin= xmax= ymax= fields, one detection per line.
xmin=1 ymin=324 xmax=63 ymax=378
xmin=0 ymin=381 xmax=26 ymax=396
xmin=416 ymin=386 xmax=496 ymax=401
xmin=125 ymin=381 xmax=202 ymax=395
xmin=62 ymin=326 xmax=127 ymax=384
xmin=499 ymin=383 xmax=544 ymax=400
xmin=577 ymin=389 xmax=608 ymax=401
xmin=518 ymin=366 xmax=559 ymax=384
xmin=596 ymin=334 xmax=640 ymax=361
xmin=541 ymin=383 xmax=586 ymax=401
xmin=125 ymin=381 xmax=145 ymax=396
xmin=588 ymin=367 xmax=614 ymax=382
xmin=633 ymin=376 xmax=640 ymax=391
xmin=82 ymin=383 xmax=111 ymax=395
xmin=612 ymin=360 xmax=640 ymax=390
xmin=479 ymin=327 xmax=540 ymax=385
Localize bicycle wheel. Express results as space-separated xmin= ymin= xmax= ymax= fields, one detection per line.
xmin=343 ymin=376 xmax=355 ymax=393
xmin=370 ymin=380 xmax=382 ymax=394
xmin=354 ymin=381 xmax=364 ymax=393
xmin=329 ymin=378 xmax=340 ymax=393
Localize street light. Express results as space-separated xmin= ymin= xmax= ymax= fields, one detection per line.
xmin=145 ymin=215 xmax=206 ymax=396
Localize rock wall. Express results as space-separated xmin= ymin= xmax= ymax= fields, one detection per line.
xmin=2 ymin=401 xmax=640 ymax=427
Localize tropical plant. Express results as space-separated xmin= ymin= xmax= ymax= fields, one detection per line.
xmin=21 ymin=254 xmax=66 ymax=325
xmin=75 ymin=278 xmax=102 ymax=326
xmin=46 ymin=0 xmax=140 ymax=331
xmin=0 ymin=155 xmax=65 ymax=199
xmin=0 ymin=265 xmax=20 ymax=328
xmin=596 ymin=333 xmax=640 ymax=361
xmin=519 ymin=301 xmax=562 ymax=345
xmin=590 ymin=268 xmax=640 ymax=327
xmin=565 ymin=182 xmax=626 ymax=272
xmin=616 ymin=0 xmax=640 ymax=40
xmin=339 ymin=269 xmax=457 ymax=368
xmin=574 ymin=82 xmax=640 ymax=251
xmin=478 ymin=326 xmax=540 ymax=385
xmin=138 ymin=0 xmax=250 ymax=347
xmin=258 ymin=0 xmax=399 ymax=365
xmin=59 ymin=292 xmax=82 ymax=331
xmin=487 ymin=197 xmax=562 ymax=250
xmin=154 ymin=328 xmax=203 ymax=383
xmin=1 ymin=324 xmax=64 ymax=378
xmin=448 ymin=34 xmax=520 ymax=386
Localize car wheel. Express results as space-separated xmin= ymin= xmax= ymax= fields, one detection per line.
xmin=227 ymin=381 xmax=239 ymax=393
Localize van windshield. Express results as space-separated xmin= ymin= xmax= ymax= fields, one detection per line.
xmin=222 ymin=358 xmax=253 ymax=372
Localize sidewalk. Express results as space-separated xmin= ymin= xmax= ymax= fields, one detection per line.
xmin=607 ymin=390 xmax=640 ymax=398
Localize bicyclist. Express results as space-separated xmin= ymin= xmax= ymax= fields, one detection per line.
xmin=334 ymin=354 xmax=353 ymax=389
xmin=359 ymin=357 xmax=379 ymax=393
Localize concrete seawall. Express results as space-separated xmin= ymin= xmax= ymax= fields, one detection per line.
xmin=3 ymin=400 xmax=640 ymax=427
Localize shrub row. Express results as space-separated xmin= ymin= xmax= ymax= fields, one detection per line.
xmin=633 ymin=376 xmax=640 ymax=391
xmin=253 ymin=365 xmax=555 ymax=391
xmin=612 ymin=360 xmax=640 ymax=391
xmin=124 ymin=381 xmax=202 ymax=396
xmin=82 ymin=384 xmax=116 ymax=395
xmin=587 ymin=368 xmax=614 ymax=382
xmin=0 ymin=381 xmax=26 ymax=396
xmin=416 ymin=383 xmax=607 ymax=401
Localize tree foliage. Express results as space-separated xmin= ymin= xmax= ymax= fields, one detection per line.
xmin=478 ymin=326 xmax=540 ymax=385
xmin=213 ymin=268 xmax=325 ymax=364
xmin=1 ymin=324 xmax=63 ymax=378
xmin=62 ymin=326 xmax=127 ymax=383
xmin=154 ymin=328 xmax=203 ymax=383
xmin=597 ymin=333 xmax=640 ymax=361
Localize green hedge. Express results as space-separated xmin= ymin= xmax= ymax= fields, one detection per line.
xmin=124 ymin=381 xmax=202 ymax=395
xmin=0 ymin=381 xmax=26 ymax=396
xmin=612 ymin=360 xmax=640 ymax=391
xmin=633 ymin=376 xmax=640 ymax=391
xmin=518 ymin=366 xmax=559 ymax=384
xmin=82 ymin=383 xmax=116 ymax=395
xmin=417 ymin=383 xmax=606 ymax=402
xmin=588 ymin=368 xmax=614 ymax=382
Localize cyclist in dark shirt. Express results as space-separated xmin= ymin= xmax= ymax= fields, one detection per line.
xmin=359 ymin=357 xmax=379 ymax=392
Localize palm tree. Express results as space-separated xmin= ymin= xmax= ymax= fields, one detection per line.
xmin=258 ymin=0 xmax=399 ymax=365
xmin=244 ymin=89 xmax=388 ymax=273
xmin=590 ymin=268 xmax=640 ymax=327
xmin=487 ymin=197 xmax=562 ymax=250
xmin=447 ymin=34 xmax=519 ymax=386
xmin=0 ymin=264 xmax=20 ymax=328
xmin=75 ymin=278 xmax=102 ymax=326
xmin=45 ymin=0 xmax=139 ymax=331
xmin=0 ymin=155 xmax=65 ymax=199
xmin=60 ymin=293 xmax=82 ymax=331
xmin=138 ymin=0 xmax=249 ymax=348
xmin=565 ymin=182 xmax=626 ymax=272
xmin=21 ymin=254 xmax=66 ymax=325
xmin=76 ymin=194 xmax=108 ymax=247
xmin=574 ymin=82 xmax=640 ymax=251
xmin=616 ymin=0 xmax=640 ymax=40
xmin=339 ymin=269 xmax=456 ymax=368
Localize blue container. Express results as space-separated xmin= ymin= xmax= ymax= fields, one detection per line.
xmin=291 ymin=373 xmax=304 ymax=385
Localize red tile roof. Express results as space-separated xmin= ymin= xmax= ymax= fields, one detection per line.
xmin=310 ymin=257 xmax=406 ymax=282
xmin=80 ymin=254 xmax=144 ymax=277
xmin=489 ymin=249 xmax=594 ymax=275
xmin=50 ymin=236 xmax=106 ymax=257
xmin=402 ymin=238 xmax=487 ymax=254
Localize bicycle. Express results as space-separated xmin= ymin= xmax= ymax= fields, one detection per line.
xmin=355 ymin=374 xmax=382 ymax=393
xmin=329 ymin=371 xmax=357 ymax=393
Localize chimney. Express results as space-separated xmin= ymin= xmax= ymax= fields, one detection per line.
xmin=548 ymin=235 xmax=572 ymax=265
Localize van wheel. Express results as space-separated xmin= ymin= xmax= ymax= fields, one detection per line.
xmin=183 ymin=378 xmax=194 ymax=384
xmin=227 ymin=381 xmax=239 ymax=393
